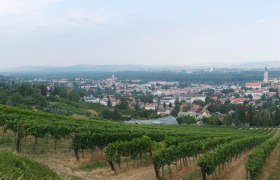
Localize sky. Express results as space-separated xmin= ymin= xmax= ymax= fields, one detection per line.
xmin=1 ymin=0 xmax=280 ymax=68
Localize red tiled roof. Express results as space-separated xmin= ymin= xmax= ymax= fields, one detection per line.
xmin=188 ymin=104 xmax=201 ymax=113
xmin=200 ymin=109 xmax=210 ymax=115
xmin=192 ymin=104 xmax=200 ymax=109
xmin=245 ymin=82 xmax=262 ymax=87
xmin=188 ymin=108 xmax=197 ymax=113
xmin=229 ymin=98 xmax=249 ymax=103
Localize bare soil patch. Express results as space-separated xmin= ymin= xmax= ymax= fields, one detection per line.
xmin=167 ymin=158 xmax=198 ymax=180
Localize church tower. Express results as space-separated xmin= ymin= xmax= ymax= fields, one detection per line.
xmin=263 ymin=67 xmax=268 ymax=83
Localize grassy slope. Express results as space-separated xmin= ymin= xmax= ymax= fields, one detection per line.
xmin=46 ymin=97 xmax=103 ymax=117
xmin=0 ymin=151 xmax=60 ymax=180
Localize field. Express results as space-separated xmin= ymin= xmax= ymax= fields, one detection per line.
xmin=1 ymin=104 xmax=280 ymax=180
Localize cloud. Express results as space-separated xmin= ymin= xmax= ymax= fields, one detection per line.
xmin=0 ymin=0 xmax=64 ymax=15
xmin=64 ymin=9 xmax=109 ymax=28
xmin=0 ymin=0 xmax=109 ymax=32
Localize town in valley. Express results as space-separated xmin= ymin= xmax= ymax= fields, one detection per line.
xmin=1 ymin=66 xmax=280 ymax=126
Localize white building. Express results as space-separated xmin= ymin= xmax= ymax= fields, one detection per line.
xmin=160 ymin=97 xmax=176 ymax=106
xmin=145 ymin=103 xmax=157 ymax=111
xmin=84 ymin=96 xmax=100 ymax=103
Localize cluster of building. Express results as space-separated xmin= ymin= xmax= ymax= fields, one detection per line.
xmin=76 ymin=68 xmax=279 ymax=117
xmin=245 ymin=67 xmax=280 ymax=99
xmin=26 ymin=67 xmax=280 ymax=118
xmin=78 ymin=74 xmax=212 ymax=116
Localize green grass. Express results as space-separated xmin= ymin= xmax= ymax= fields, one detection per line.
xmin=49 ymin=97 xmax=106 ymax=116
xmin=75 ymin=160 xmax=107 ymax=171
xmin=0 ymin=135 xmax=14 ymax=149
xmin=268 ymin=150 xmax=280 ymax=180
xmin=0 ymin=151 xmax=60 ymax=180
xmin=49 ymin=102 xmax=90 ymax=115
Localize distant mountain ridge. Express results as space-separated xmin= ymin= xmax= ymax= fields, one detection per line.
xmin=1 ymin=61 xmax=280 ymax=74
xmin=0 ymin=64 xmax=184 ymax=73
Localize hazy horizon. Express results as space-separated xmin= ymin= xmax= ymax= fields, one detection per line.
xmin=2 ymin=60 xmax=279 ymax=68
xmin=1 ymin=1 xmax=280 ymax=68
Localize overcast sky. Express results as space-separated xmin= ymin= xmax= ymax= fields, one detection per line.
xmin=1 ymin=0 xmax=280 ymax=68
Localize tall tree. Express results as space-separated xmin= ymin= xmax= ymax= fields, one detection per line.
xmin=246 ymin=105 xmax=254 ymax=125
xmin=171 ymin=99 xmax=180 ymax=117
xmin=107 ymin=98 xmax=112 ymax=107
xmin=274 ymin=108 xmax=280 ymax=126
xmin=236 ymin=104 xmax=246 ymax=125
xmin=168 ymin=102 xmax=173 ymax=108
xmin=119 ymin=97 xmax=128 ymax=110
xmin=112 ymin=109 xmax=121 ymax=121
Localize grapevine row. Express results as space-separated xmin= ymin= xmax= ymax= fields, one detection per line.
xmin=105 ymin=135 xmax=153 ymax=171
xmin=152 ymin=136 xmax=240 ymax=179
xmin=245 ymin=134 xmax=280 ymax=180
xmin=197 ymin=135 xmax=270 ymax=180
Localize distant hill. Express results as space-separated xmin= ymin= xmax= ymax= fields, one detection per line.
xmin=1 ymin=61 xmax=280 ymax=75
xmin=0 ymin=64 xmax=185 ymax=74
xmin=229 ymin=60 xmax=280 ymax=69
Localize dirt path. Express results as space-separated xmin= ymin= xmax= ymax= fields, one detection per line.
xmin=210 ymin=151 xmax=250 ymax=180
xmin=170 ymin=159 xmax=198 ymax=180
xmin=259 ymin=141 xmax=280 ymax=180
xmin=112 ymin=163 xmax=156 ymax=180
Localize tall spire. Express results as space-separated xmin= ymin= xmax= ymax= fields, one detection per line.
xmin=263 ymin=67 xmax=268 ymax=83
xmin=210 ymin=60 xmax=214 ymax=72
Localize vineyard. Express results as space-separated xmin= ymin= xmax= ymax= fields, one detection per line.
xmin=0 ymin=104 xmax=280 ymax=180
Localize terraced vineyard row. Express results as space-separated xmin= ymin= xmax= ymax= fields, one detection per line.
xmin=0 ymin=104 xmax=278 ymax=179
